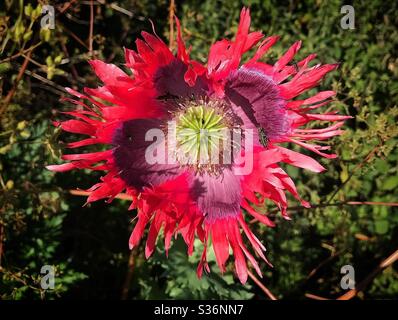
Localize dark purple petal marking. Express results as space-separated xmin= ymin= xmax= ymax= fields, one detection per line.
xmin=112 ymin=119 xmax=183 ymax=190
xmin=154 ymin=59 xmax=208 ymax=98
xmin=225 ymin=67 xmax=289 ymax=141
xmin=190 ymin=169 xmax=242 ymax=221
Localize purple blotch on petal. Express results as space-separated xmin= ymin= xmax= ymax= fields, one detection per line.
xmin=225 ymin=67 xmax=289 ymax=141
xmin=190 ymin=169 xmax=242 ymax=222
xmin=112 ymin=119 xmax=183 ymax=190
xmin=154 ymin=59 xmax=208 ymax=98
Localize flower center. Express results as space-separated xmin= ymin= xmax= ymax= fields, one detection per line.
xmin=172 ymin=98 xmax=239 ymax=175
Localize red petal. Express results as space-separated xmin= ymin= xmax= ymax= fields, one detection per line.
xmin=46 ymin=163 xmax=76 ymax=172
xmin=227 ymin=220 xmax=248 ymax=284
xmin=210 ymin=221 xmax=230 ymax=273
xmin=242 ymin=199 xmax=275 ymax=227
xmin=273 ymin=146 xmax=326 ymax=172
xmin=60 ymin=120 xmax=95 ymax=136
xmin=89 ymin=60 xmax=132 ymax=87
xmin=274 ymin=41 xmax=302 ymax=72
xmin=145 ymin=213 xmax=163 ymax=258
xmin=129 ymin=212 xmax=149 ymax=249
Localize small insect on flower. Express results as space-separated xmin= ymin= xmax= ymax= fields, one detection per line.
xmin=47 ymin=7 xmax=351 ymax=284
xmin=257 ymin=127 xmax=269 ymax=148
xmin=292 ymin=59 xmax=300 ymax=72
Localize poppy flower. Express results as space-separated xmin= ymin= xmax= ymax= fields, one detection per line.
xmin=47 ymin=8 xmax=350 ymax=284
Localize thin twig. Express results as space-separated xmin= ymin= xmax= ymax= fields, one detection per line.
xmin=0 ymin=50 xmax=32 ymax=116
xmin=69 ymin=189 xmax=133 ymax=200
xmin=89 ymin=0 xmax=94 ymax=58
xmin=248 ymin=270 xmax=278 ymax=300
xmin=24 ymin=69 xmax=67 ymax=94
xmin=305 ymin=293 xmax=329 ymax=300
xmin=121 ymin=248 xmax=136 ymax=300
xmin=60 ymin=23 xmax=90 ymax=49
xmin=95 ymin=0 xmax=139 ymax=18
xmin=0 ymin=42 xmax=42 ymax=64
xmin=60 ymin=41 xmax=79 ymax=82
xmin=0 ymin=223 xmax=4 ymax=268
xmin=168 ymin=0 xmax=176 ymax=50
xmin=109 ymin=3 xmax=134 ymax=17
xmin=306 ymin=249 xmax=345 ymax=280
xmin=58 ymin=0 xmax=79 ymax=15
xmin=345 ymin=201 xmax=398 ymax=206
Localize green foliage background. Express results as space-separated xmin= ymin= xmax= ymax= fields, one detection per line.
xmin=0 ymin=0 xmax=397 ymax=299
